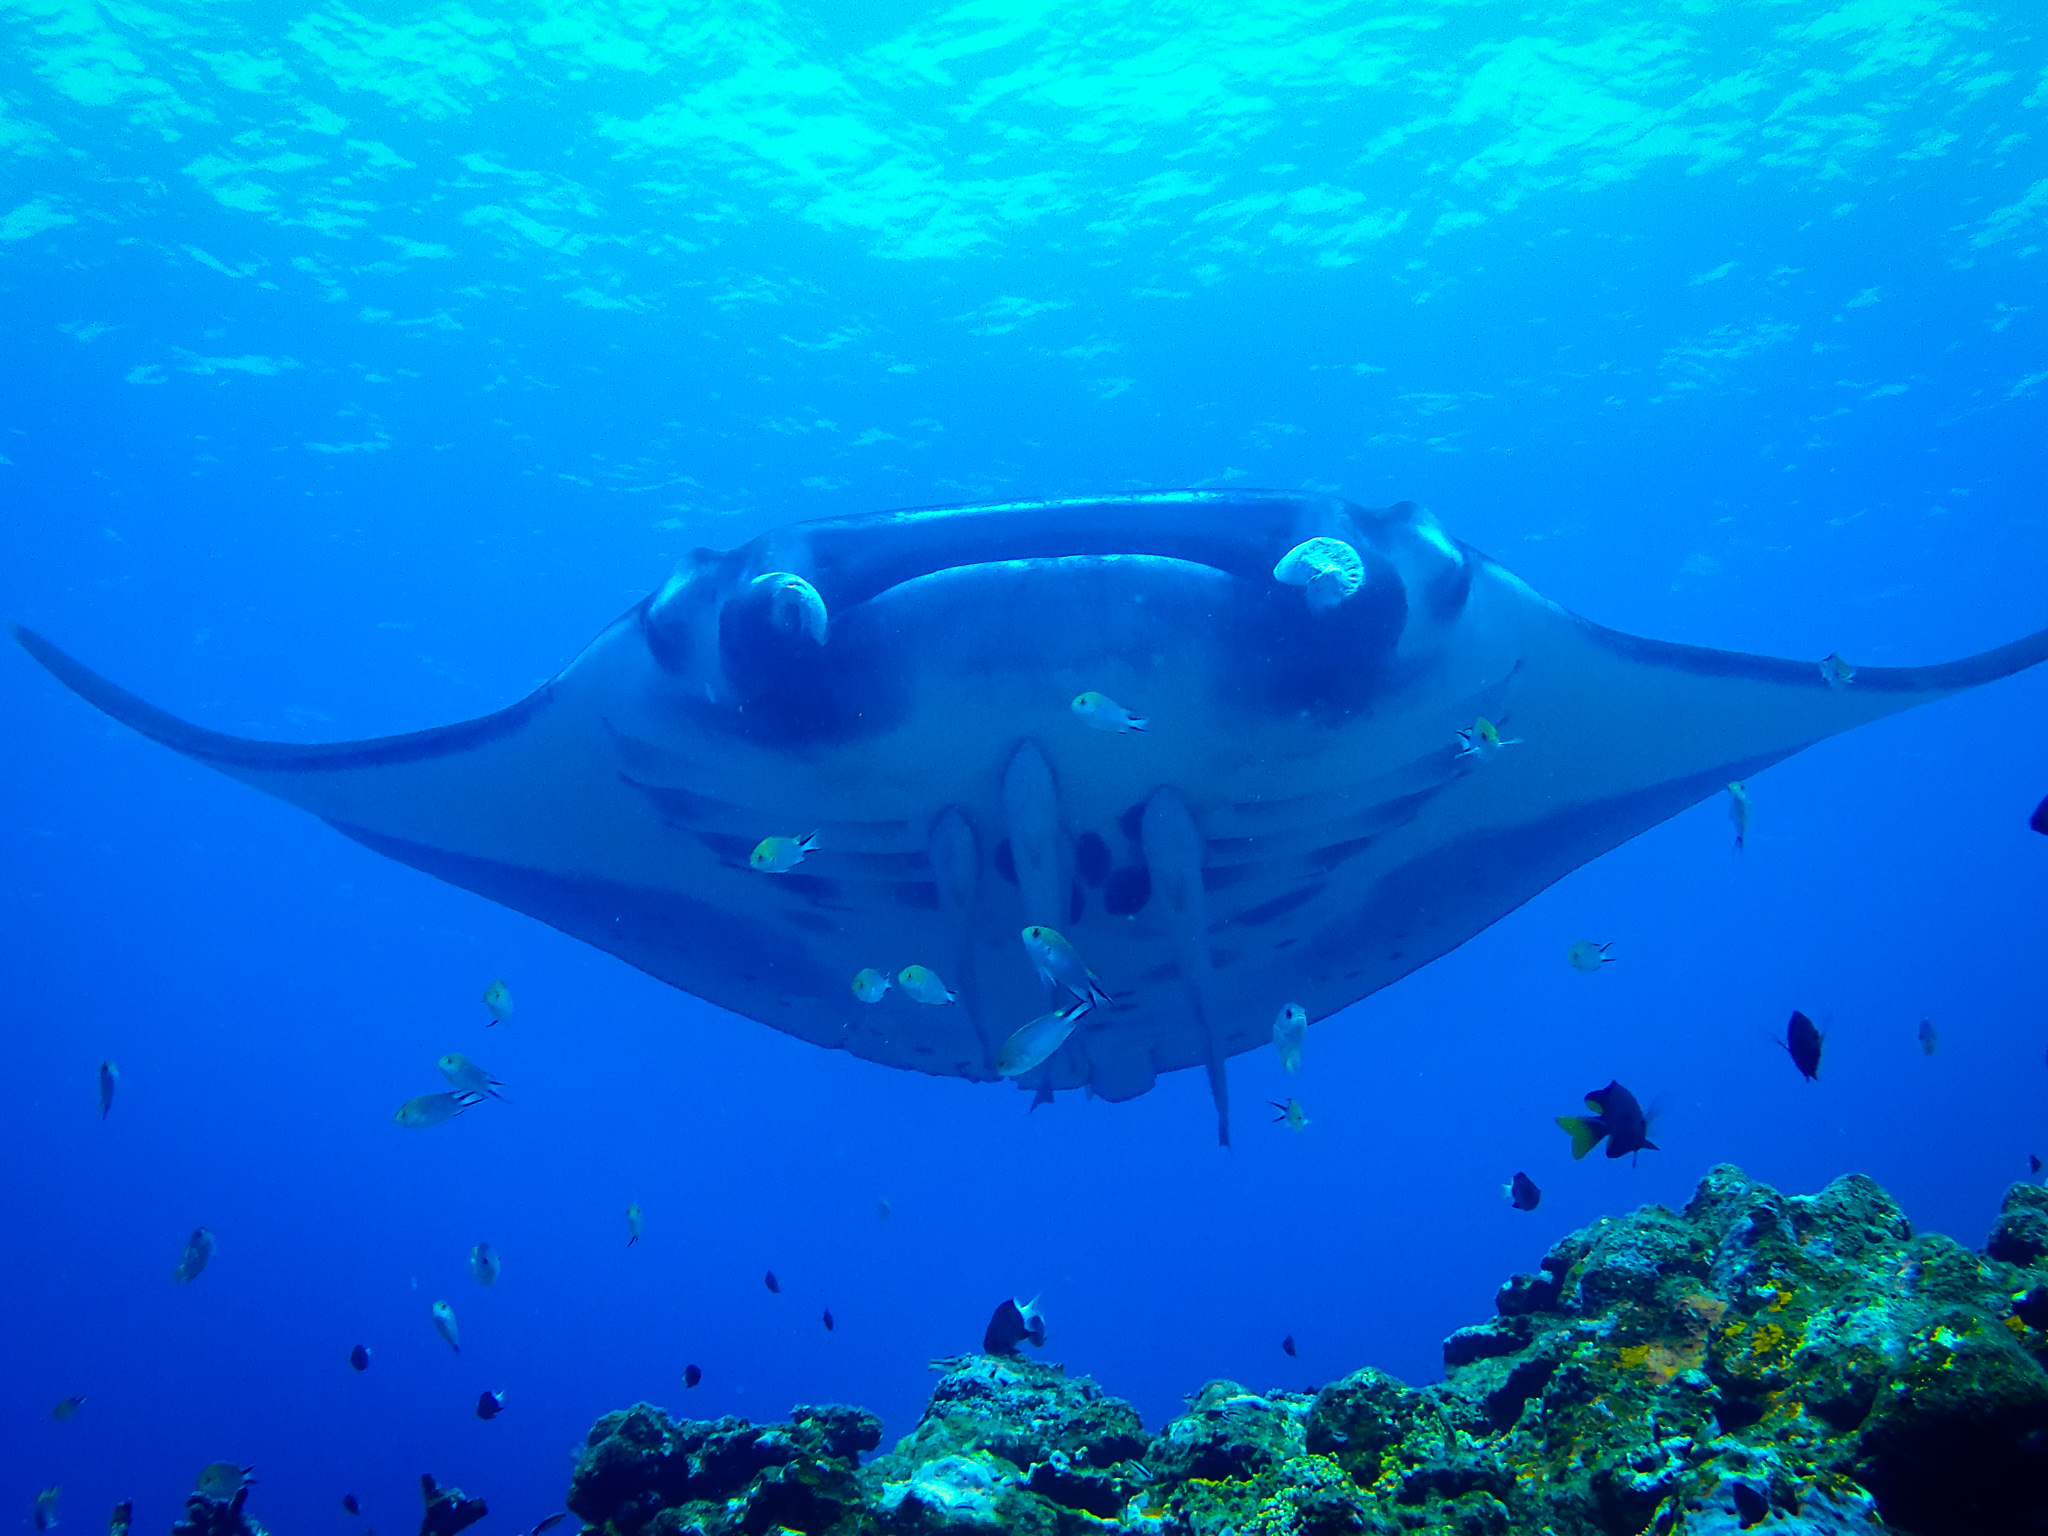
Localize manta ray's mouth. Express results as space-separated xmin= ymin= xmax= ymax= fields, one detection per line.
xmin=863 ymin=551 xmax=1235 ymax=606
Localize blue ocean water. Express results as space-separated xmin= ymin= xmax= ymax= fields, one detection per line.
xmin=3 ymin=1 xmax=2044 ymax=1532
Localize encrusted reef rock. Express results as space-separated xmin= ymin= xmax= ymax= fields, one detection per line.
xmin=566 ymin=1168 xmax=2048 ymax=1536
xmin=170 ymin=1487 xmax=266 ymax=1536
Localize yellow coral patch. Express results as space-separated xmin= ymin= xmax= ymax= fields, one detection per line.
xmin=1616 ymin=1339 xmax=1703 ymax=1385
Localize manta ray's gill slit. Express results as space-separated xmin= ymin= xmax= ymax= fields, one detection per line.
xmin=1220 ymin=884 xmax=1325 ymax=928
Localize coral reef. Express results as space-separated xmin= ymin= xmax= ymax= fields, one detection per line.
xmin=566 ymin=1167 xmax=2048 ymax=1536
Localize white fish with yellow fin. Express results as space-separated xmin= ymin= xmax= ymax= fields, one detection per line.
xmin=1071 ymin=691 xmax=1147 ymax=733
xmin=850 ymin=968 xmax=891 ymax=1003
xmin=997 ymin=1001 xmax=1093 ymax=1078
xmin=1455 ymin=716 xmax=1522 ymax=762
xmin=1021 ymin=926 xmax=1110 ymax=1006
xmin=438 ymin=1053 xmax=507 ymax=1102
xmin=896 ymin=965 xmax=957 ymax=1005
xmin=173 ymin=1226 xmax=215 ymax=1284
xmin=482 ymin=977 xmax=513 ymax=1023
xmin=395 ymin=1091 xmax=482 ymax=1128
xmin=1726 ymin=780 xmax=1752 ymax=851
xmin=1272 ymin=1004 xmax=1307 ymax=1074
xmin=750 ymin=832 xmax=819 ymax=873
xmin=1269 ymin=1098 xmax=1310 ymax=1132
xmin=1566 ymin=940 xmax=1613 ymax=973
xmin=431 ymin=1299 xmax=460 ymax=1351
xmin=192 ymin=1466 xmax=251 ymax=1501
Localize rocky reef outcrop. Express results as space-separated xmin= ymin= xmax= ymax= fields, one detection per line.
xmin=565 ymin=1167 xmax=2048 ymax=1536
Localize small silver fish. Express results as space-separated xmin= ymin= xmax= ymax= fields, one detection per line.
xmin=896 ymin=964 xmax=958 ymax=1005
xmin=437 ymin=1054 xmax=507 ymax=1102
xmin=1819 ymin=652 xmax=1855 ymax=689
xmin=1454 ymin=716 xmax=1522 ymax=761
xmin=1071 ymin=691 xmax=1148 ymax=733
xmin=626 ymin=1203 xmax=642 ymax=1246
xmin=394 ymin=1091 xmax=482 ymax=1128
xmin=996 ymin=1001 xmax=1093 ymax=1078
xmin=1269 ymin=1098 xmax=1310 ymax=1132
xmin=97 ymin=1061 xmax=118 ymax=1121
xmin=52 ymin=1396 xmax=85 ymax=1421
xmin=431 ymin=1299 xmax=460 ymax=1352
xmin=750 ymin=832 xmax=819 ymax=872
xmin=1020 ymin=926 xmax=1110 ymax=1006
xmin=34 ymin=1487 xmax=59 ymax=1531
xmin=1272 ymin=1004 xmax=1306 ymax=1074
xmin=192 ymin=1465 xmax=252 ymax=1501
xmin=469 ymin=1242 xmax=501 ymax=1286
xmin=1727 ymin=780 xmax=1752 ymax=851
xmin=174 ymin=1226 xmax=215 ymax=1284
xmin=482 ymin=978 xmax=513 ymax=1024
xmin=850 ymin=967 xmax=892 ymax=1003
xmin=1566 ymin=940 xmax=1613 ymax=974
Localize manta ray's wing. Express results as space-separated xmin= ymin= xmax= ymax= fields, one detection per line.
xmin=9 ymin=618 xmax=879 ymax=1058
xmin=1298 ymin=581 xmax=2048 ymax=1007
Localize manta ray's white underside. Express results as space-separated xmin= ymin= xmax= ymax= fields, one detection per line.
xmin=19 ymin=492 xmax=2046 ymax=1142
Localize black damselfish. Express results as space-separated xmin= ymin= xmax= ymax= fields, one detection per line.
xmin=983 ymin=1297 xmax=1046 ymax=1356
xmin=1281 ymin=1334 xmax=1297 ymax=1357
xmin=1784 ymin=1010 xmax=1823 ymax=1081
xmin=682 ymin=1364 xmax=701 ymax=1389
xmin=348 ymin=1344 xmax=369 ymax=1372
xmin=1509 ymin=1171 xmax=1541 ymax=1211
xmin=2031 ymin=793 xmax=2048 ymax=835
xmin=475 ymin=1391 xmax=504 ymax=1421
xmin=342 ymin=1497 xmax=359 ymax=1516
xmin=822 ymin=1308 xmax=834 ymax=1332
xmin=1557 ymin=1081 xmax=1658 ymax=1163
xmin=764 ymin=1271 xmax=780 ymax=1294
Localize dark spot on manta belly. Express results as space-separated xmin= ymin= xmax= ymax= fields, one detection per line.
xmin=1074 ymin=831 xmax=1111 ymax=886
xmin=1104 ymin=865 xmax=1151 ymax=916
xmin=992 ymin=838 xmax=1017 ymax=884
xmin=893 ymin=881 xmax=938 ymax=909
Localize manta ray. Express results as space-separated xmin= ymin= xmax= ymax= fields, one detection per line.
xmin=17 ymin=492 xmax=2046 ymax=1142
